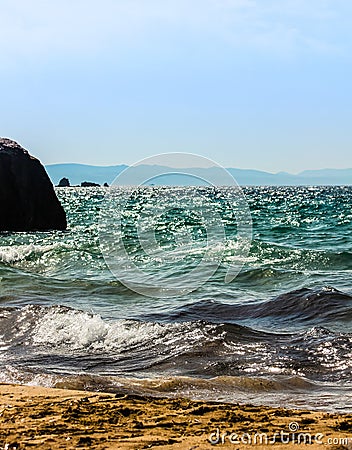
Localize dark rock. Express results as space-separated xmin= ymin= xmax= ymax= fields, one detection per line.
xmin=81 ymin=181 xmax=100 ymax=187
xmin=58 ymin=177 xmax=70 ymax=187
xmin=0 ymin=138 xmax=67 ymax=231
xmin=103 ymin=182 xmax=109 ymax=187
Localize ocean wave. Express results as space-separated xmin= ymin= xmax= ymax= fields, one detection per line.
xmin=0 ymin=239 xmax=107 ymax=282
xmin=0 ymin=304 xmax=222 ymax=354
xmin=248 ymin=240 xmax=352 ymax=270
xmin=0 ymin=304 xmax=351 ymax=383
xmin=0 ymin=243 xmax=61 ymax=264
xmin=145 ymin=287 xmax=352 ymax=326
xmin=252 ymin=287 xmax=352 ymax=322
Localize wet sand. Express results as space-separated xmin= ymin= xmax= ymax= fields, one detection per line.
xmin=0 ymin=383 xmax=351 ymax=449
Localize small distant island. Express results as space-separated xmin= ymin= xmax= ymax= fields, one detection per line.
xmin=57 ymin=178 xmax=109 ymax=188
xmin=58 ymin=177 xmax=70 ymax=187
xmin=81 ymin=181 xmax=100 ymax=187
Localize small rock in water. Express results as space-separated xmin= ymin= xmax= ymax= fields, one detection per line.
xmin=58 ymin=177 xmax=70 ymax=187
xmin=81 ymin=181 xmax=100 ymax=187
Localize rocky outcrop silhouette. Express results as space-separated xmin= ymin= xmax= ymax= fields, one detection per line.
xmin=81 ymin=181 xmax=100 ymax=187
xmin=58 ymin=177 xmax=70 ymax=187
xmin=0 ymin=138 xmax=67 ymax=231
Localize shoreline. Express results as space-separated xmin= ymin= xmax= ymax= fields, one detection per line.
xmin=0 ymin=384 xmax=351 ymax=449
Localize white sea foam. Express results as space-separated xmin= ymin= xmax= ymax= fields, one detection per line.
xmin=0 ymin=365 xmax=58 ymax=387
xmin=0 ymin=243 xmax=66 ymax=264
xmin=0 ymin=244 xmax=37 ymax=264
xmin=30 ymin=306 xmax=217 ymax=353
xmin=32 ymin=308 xmax=171 ymax=352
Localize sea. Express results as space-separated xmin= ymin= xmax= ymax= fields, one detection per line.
xmin=0 ymin=185 xmax=352 ymax=412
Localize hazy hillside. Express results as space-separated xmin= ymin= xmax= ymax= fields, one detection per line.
xmin=46 ymin=163 xmax=352 ymax=186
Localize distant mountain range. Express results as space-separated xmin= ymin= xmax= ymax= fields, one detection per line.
xmin=46 ymin=163 xmax=352 ymax=186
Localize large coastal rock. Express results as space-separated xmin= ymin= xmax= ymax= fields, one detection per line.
xmin=0 ymin=138 xmax=67 ymax=231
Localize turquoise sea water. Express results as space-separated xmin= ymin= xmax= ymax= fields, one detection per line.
xmin=0 ymin=186 xmax=351 ymax=411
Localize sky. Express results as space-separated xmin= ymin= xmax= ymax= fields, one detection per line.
xmin=0 ymin=0 xmax=351 ymax=173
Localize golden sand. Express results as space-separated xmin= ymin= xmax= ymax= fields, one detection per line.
xmin=0 ymin=383 xmax=351 ymax=449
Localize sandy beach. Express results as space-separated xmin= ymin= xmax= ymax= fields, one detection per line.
xmin=0 ymin=384 xmax=351 ymax=449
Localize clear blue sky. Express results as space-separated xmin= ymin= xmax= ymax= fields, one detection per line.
xmin=1 ymin=0 xmax=351 ymax=173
